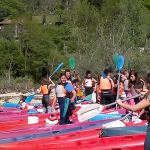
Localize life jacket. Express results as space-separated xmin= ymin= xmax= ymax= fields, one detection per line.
xmin=84 ymin=77 xmax=93 ymax=88
xmin=66 ymin=78 xmax=74 ymax=86
xmin=76 ymin=85 xmax=80 ymax=93
xmin=24 ymin=104 xmax=28 ymax=109
xmin=99 ymin=76 xmax=112 ymax=91
xmin=113 ymin=87 xmax=116 ymax=95
xmin=55 ymin=82 xmax=70 ymax=98
xmin=41 ymin=84 xmax=51 ymax=95
xmin=119 ymin=82 xmax=124 ymax=96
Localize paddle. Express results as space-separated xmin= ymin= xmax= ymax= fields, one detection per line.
xmin=69 ymin=57 xmax=75 ymax=70
xmin=113 ymin=53 xmax=118 ymax=70
xmin=77 ymin=94 xmax=141 ymax=122
xmin=128 ymin=61 xmax=130 ymax=69
xmin=25 ymin=62 xmax=64 ymax=103
xmin=102 ymin=72 xmax=107 ymax=79
xmin=116 ymin=55 xmax=124 ymax=100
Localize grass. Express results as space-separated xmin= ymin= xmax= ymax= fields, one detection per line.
xmin=32 ymin=14 xmax=60 ymax=25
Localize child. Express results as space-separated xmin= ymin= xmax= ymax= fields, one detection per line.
xmin=129 ymin=70 xmax=146 ymax=104
xmin=82 ymin=70 xmax=97 ymax=96
xmin=52 ymin=73 xmax=76 ymax=125
xmin=65 ymin=69 xmax=81 ymax=112
xmin=20 ymin=96 xmax=27 ymax=109
xmin=37 ymin=77 xmax=55 ymax=114
xmin=97 ymin=69 xmax=114 ymax=105
xmin=116 ymin=81 xmax=150 ymax=150
xmin=124 ymin=70 xmax=131 ymax=95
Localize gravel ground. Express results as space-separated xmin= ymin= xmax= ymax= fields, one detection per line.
xmin=0 ymin=89 xmax=55 ymax=106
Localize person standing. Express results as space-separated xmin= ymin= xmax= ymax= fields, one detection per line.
xmin=97 ymin=69 xmax=114 ymax=105
xmin=82 ymin=70 xmax=97 ymax=96
xmin=52 ymin=73 xmax=76 ymax=125
xmin=37 ymin=77 xmax=55 ymax=113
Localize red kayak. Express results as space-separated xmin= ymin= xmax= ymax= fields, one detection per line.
xmin=0 ymin=107 xmax=126 ymax=132
xmin=0 ymin=120 xmax=146 ymax=150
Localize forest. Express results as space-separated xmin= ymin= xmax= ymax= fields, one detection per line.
xmin=0 ymin=0 xmax=150 ymax=91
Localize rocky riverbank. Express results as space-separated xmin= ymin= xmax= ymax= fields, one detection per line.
xmin=0 ymin=89 xmax=55 ymax=106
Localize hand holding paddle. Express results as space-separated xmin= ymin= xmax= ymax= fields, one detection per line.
xmin=25 ymin=62 xmax=64 ymax=103
xmin=77 ymin=94 xmax=141 ymax=122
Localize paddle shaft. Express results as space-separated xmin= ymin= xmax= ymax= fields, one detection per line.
xmin=116 ymin=72 xmax=121 ymax=100
xmin=104 ymin=94 xmax=141 ymax=108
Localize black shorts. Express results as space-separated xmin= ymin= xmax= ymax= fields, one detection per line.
xmin=85 ymin=87 xmax=93 ymax=96
xmin=99 ymin=90 xmax=113 ymax=105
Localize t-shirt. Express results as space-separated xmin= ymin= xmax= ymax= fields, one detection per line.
xmin=124 ymin=80 xmax=129 ymax=91
xmin=55 ymin=83 xmax=74 ymax=98
xmin=22 ymin=102 xmax=26 ymax=109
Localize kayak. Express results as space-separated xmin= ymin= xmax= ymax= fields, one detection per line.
xmin=100 ymin=125 xmax=147 ymax=137
xmin=3 ymin=103 xmax=42 ymax=107
xmin=0 ymin=117 xmax=122 ymax=144
xmin=0 ymin=111 xmax=62 ymax=131
xmin=0 ymin=109 xmax=39 ymax=116
xmin=0 ymin=109 xmax=125 ymax=131
xmin=0 ymin=120 xmax=146 ymax=150
xmin=0 ymin=118 xmax=117 ymax=140
xmin=0 ymin=133 xmax=145 ymax=150
xmin=0 ymin=110 xmax=129 ymax=139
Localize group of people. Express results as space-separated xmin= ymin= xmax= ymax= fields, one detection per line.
xmin=19 ymin=67 xmax=150 ymax=149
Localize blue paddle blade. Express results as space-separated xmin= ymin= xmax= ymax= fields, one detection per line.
xmin=53 ymin=62 xmax=64 ymax=74
xmin=102 ymin=72 xmax=107 ymax=79
xmin=118 ymin=55 xmax=124 ymax=72
xmin=25 ymin=93 xmax=36 ymax=103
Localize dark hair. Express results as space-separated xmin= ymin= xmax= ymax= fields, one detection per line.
xmin=86 ymin=70 xmax=91 ymax=75
xmin=134 ymin=81 xmax=143 ymax=89
xmin=147 ymin=73 xmax=150 ymax=84
xmin=42 ymin=77 xmax=50 ymax=85
xmin=60 ymin=73 xmax=67 ymax=78
xmin=129 ymin=70 xmax=139 ymax=88
xmin=104 ymin=69 xmax=111 ymax=76
xmin=20 ymin=96 xmax=27 ymax=102
xmin=65 ymin=69 xmax=70 ymax=73
xmin=124 ymin=69 xmax=130 ymax=79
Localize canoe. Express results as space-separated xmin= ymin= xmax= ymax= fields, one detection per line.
xmin=3 ymin=103 xmax=42 ymax=107
xmin=0 ymin=120 xmax=146 ymax=150
xmin=100 ymin=125 xmax=147 ymax=137
xmin=0 ymin=117 xmax=122 ymax=144
xmin=0 ymin=108 xmax=125 ymax=132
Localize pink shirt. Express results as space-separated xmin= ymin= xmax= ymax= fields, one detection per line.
xmin=124 ymin=93 xmax=135 ymax=113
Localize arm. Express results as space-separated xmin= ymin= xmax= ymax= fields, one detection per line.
xmin=70 ymin=89 xmax=77 ymax=103
xmin=81 ymin=79 xmax=85 ymax=87
xmin=116 ymin=97 xmax=150 ymax=112
xmin=96 ymin=84 xmax=100 ymax=101
xmin=51 ymin=94 xmax=57 ymax=110
xmin=37 ymin=87 xmax=41 ymax=94
xmin=138 ymin=108 xmax=145 ymax=119
xmin=92 ymin=78 xmax=97 ymax=83
xmin=109 ymin=78 xmax=114 ymax=88
xmin=48 ymin=78 xmax=55 ymax=88
xmin=73 ymin=70 xmax=81 ymax=82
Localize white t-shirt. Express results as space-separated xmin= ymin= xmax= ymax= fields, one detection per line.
xmin=21 ymin=102 xmax=26 ymax=109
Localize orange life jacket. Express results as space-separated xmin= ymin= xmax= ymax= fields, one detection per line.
xmin=119 ymin=82 xmax=124 ymax=96
xmin=25 ymin=104 xmax=28 ymax=109
xmin=99 ymin=76 xmax=112 ymax=91
xmin=113 ymin=87 xmax=116 ymax=95
xmin=41 ymin=84 xmax=50 ymax=95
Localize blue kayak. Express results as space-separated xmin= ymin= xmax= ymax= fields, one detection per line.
xmin=3 ymin=103 xmax=42 ymax=107
xmin=100 ymin=125 xmax=147 ymax=137
xmin=89 ymin=114 xmax=125 ymax=121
